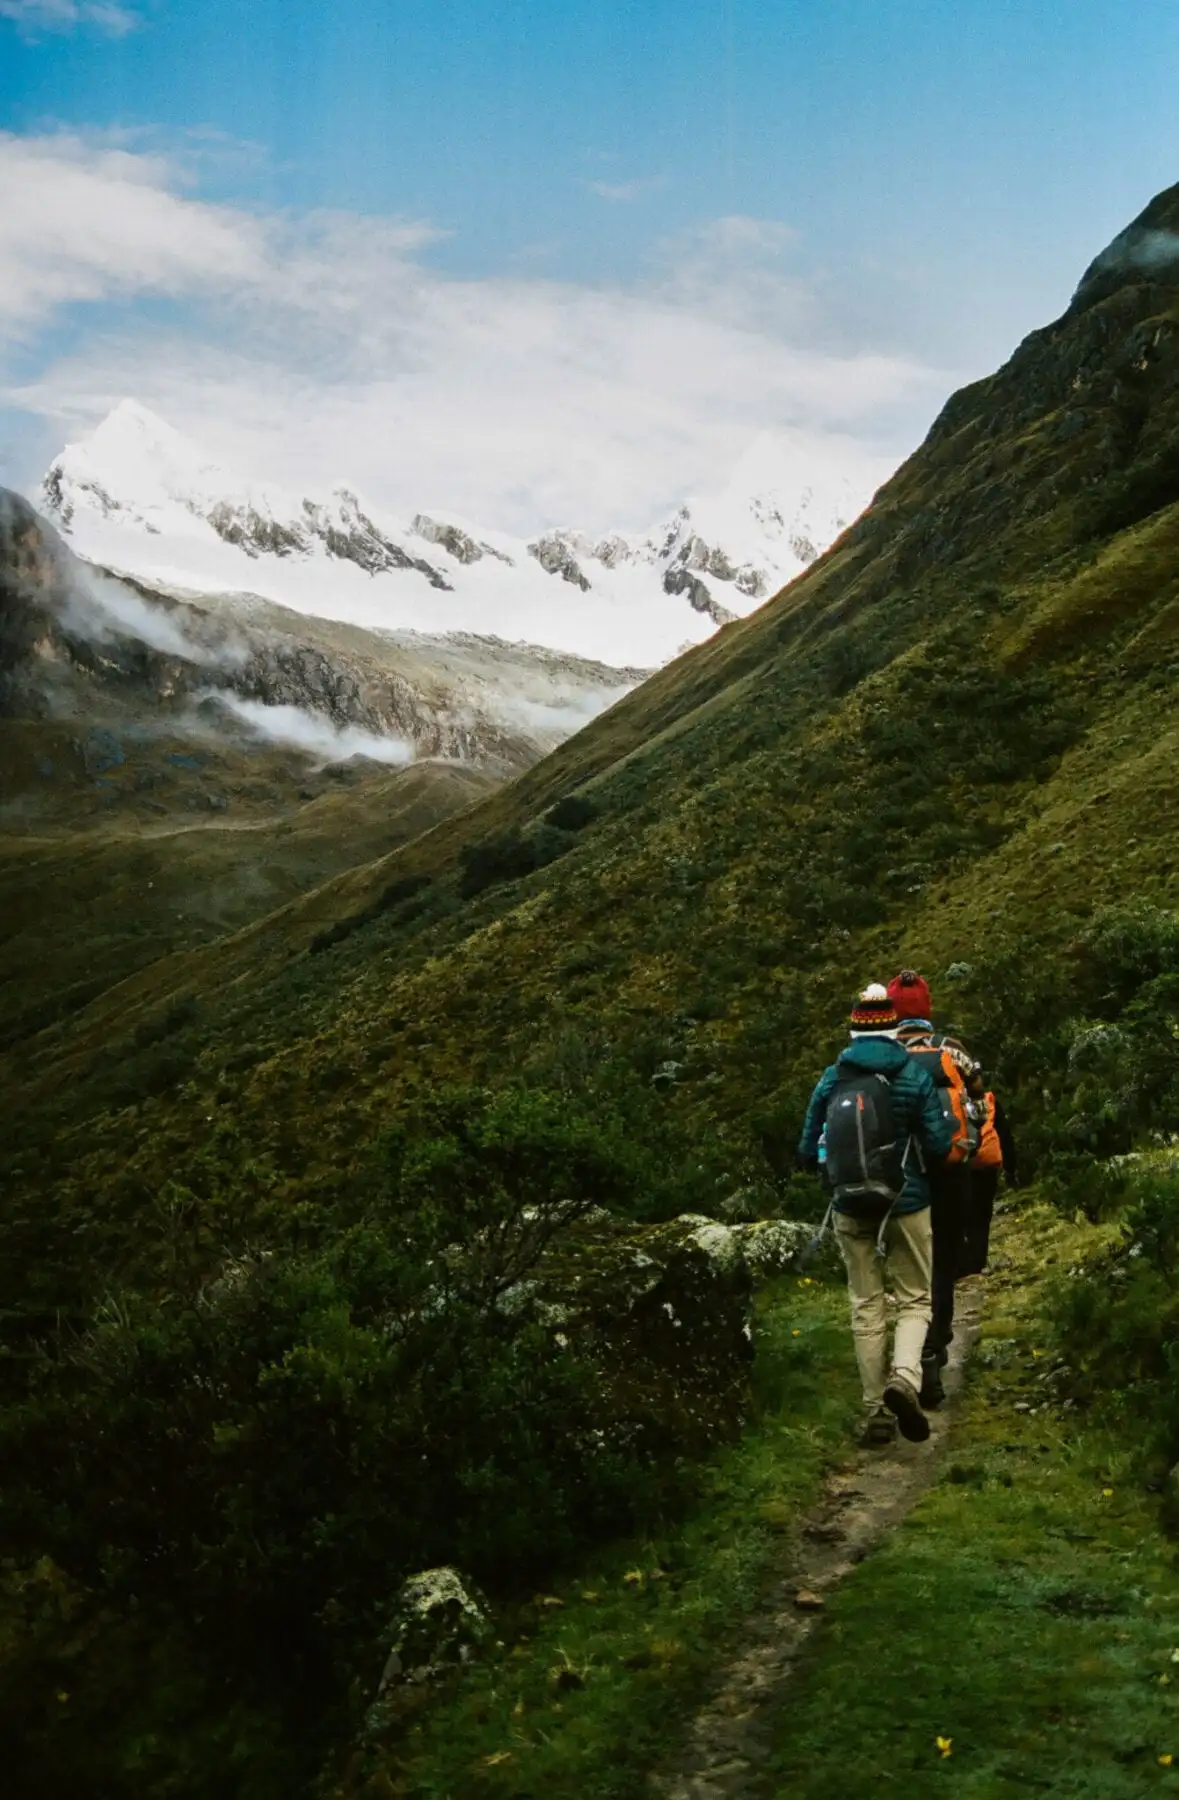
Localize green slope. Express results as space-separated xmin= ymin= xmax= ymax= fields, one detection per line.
xmin=0 ymin=750 xmax=496 ymax=1046
xmin=13 ymin=183 xmax=1179 ymax=1204
xmin=9 ymin=183 xmax=1179 ymax=1797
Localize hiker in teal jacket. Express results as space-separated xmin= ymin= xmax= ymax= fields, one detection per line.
xmin=798 ymin=984 xmax=954 ymax=1447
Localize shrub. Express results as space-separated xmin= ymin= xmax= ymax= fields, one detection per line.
xmin=1053 ymin=1167 xmax=1179 ymax=1465
xmin=0 ymin=1086 xmax=669 ymax=1798
xmin=457 ymin=825 xmax=574 ymax=899
xmin=545 ymin=792 xmax=597 ymax=832
xmin=1077 ymin=899 xmax=1179 ymax=1010
xmin=308 ymin=874 xmax=432 ymax=955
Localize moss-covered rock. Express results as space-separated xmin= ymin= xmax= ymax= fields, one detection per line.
xmin=511 ymin=1211 xmax=755 ymax=1461
xmin=731 ymin=1216 xmax=815 ymax=1277
xmin=375 ymin=1566 xmax=492 ymax=1692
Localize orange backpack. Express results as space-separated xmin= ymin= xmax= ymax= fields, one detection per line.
xmin=901 ymin=1033 xmax=981 ymax=1168
xmin=973 ymin=1092 xmax=1004 ymax=1170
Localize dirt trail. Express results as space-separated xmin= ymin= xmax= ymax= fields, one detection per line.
xmin=650 ymin=1282 xmax=985 ymax=1800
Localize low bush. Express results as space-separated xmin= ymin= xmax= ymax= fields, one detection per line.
xmin=945 ymin=901 xmax=1179 ymax=1187
xmin=0 ymin=1085 xmax=690 ymax=1798
xmin=1052 ymin=1166 xmax=1179 ymax=1473
xmin=308 ymin=874 xmax=433 ymax=954
xmin=545 ymin=792 xmax=597 ymax=832
xmin=457 ymin=824 xmax=574 ymax=898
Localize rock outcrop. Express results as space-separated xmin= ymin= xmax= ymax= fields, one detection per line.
xmin=662 ymin=565 xmax=738 ymax=626
xmin=493 ymin=1210 xmax=757 ymax=1461
xmin=375 ymin=1566 xmax=493 ymax=1694
xmin=412 ymin=513 xmax=514 ymax=567
xmin=528 ymin=532 xmax=592 ymax=591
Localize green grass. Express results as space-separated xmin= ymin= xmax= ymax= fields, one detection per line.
xmin=10 ymin=195 xmax=1179 ymax=1796
xmin=769 ymin=1202 xmax=1179 ymax=1798
xmin=335 ymin=1271 xmax=860 ymax=1800
xmin=0 ymin=751 xmax=495 ymax=1046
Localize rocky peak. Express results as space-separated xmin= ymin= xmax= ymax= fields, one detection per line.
xmin=527 ymin=532 xmax=592 ymax=591
xmin=38 ymin=404 xmax=874 ymax=666
xmin=40 ymin=403 xmax=454 ymax=593
xmin=1071 ymin=183 xmax=1179 ymax=317
xmin=412 ymin=514 xmax=514 ymax=567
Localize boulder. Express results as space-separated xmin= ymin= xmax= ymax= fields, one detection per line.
xmin=730 ymin=1217 xmax=814 ymax=1277
xmin=375 ymin=1566 xmax=492 ymax=1693
xmin=512 ymin=1210 xmax=756 ymax=1459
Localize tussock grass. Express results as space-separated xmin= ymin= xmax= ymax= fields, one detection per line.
xmin=770 ymin=1202 xmax=1179 ymax=1797
xmin=344 ymin=1273 xmax=858 ymax=1799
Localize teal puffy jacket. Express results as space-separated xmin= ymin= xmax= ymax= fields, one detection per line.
xmin=798 ymin=1033 xmax=954 ymax=1214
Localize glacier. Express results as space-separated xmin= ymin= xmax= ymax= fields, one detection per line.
xmin=40 ymin=401 xmax=872 ymax=670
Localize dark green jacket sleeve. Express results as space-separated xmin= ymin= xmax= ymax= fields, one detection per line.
xmin=798 ymin=1067 xmax=837 ymax=1163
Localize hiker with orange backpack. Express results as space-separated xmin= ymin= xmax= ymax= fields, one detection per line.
xmin=887 ymin=969 xmax=1018 ymax=1408
xmin=961 ymin=1086 xmax=1019 ymax=1275
xmin=798 ymin=983 xmax=954 ymax=1448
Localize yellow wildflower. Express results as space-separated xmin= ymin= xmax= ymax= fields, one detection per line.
xmin=1160 ymin=1753 xmax=1174 ymax=1767
xmin=936 ymin=1736 xmax=953 ymax=1758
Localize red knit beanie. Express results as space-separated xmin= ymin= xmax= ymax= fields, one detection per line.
xmin=888 ymin=968 xmax=932 ymax=1021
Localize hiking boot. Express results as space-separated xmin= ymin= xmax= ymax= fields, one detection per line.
xmin=920 ymin=1352 xmax=946 ymax=1410
xmin=883 ymin=1376 xmax=931 ymax=1443
xmin=857 ymin=1407 xmax=897 ymax=1449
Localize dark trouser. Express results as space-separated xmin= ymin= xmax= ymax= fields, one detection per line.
xmin=924 ymin=1166 xmax=972 ymax=1358
xmin=960 ymin=1167 xmax=999 ymax=1278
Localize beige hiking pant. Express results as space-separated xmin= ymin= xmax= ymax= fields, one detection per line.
xmin=834 ymin=1206 xmax=933 ymax=1409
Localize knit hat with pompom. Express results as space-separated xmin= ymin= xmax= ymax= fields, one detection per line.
xmin=849 ymin=982 xmax=900 ymax=1038
xmin=887 ymin=968 xmax=933 ymax=1021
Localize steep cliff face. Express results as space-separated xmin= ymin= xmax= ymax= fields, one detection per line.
xmin=0 ymin=489 xmax=78 ymax=717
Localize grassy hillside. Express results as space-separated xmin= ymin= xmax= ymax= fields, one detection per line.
xmin=0 ymin=740 xmax=495 ymax=1047
xmin=9 ymin=183 xmax=1179 ymax=1795
xmin=13 ymin=186 xmax=1179 ymax=1197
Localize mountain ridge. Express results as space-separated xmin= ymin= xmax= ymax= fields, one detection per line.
xmin=39 ymin=401 xmax=867 ymax=666
xmin=9 ymin=181 xmax=1179 ymax=1799
xmin=12 ymin=183 xmax=1179 ymax=1151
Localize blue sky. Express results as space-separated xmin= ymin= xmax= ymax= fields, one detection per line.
xmin=3 ymin=0 xmax=1179 ymax=528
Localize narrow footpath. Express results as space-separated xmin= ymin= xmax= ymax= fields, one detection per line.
xmin=650 ymin=1286 xmax=985 ymax=1800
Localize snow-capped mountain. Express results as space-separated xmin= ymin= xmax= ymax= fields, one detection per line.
xmin=0 ymin=485 xmax=647 ymax=789
xmin=40 ymin=402 xmax=869 ymax=668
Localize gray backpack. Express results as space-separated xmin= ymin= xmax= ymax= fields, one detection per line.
xmin=823 ymin=1072 xmax=906 ymax=1212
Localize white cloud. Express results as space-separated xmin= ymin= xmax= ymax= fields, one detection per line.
xmin=2 ymin=131 xmax=954 ymax=536
xmin=63 ymin=563 xmax=248 ymax=664
xmin=586 ymin=176 xmax=666 ymax=204
xmin=0 ymin=133 xmax=265 ymax=333
xmin=0 ymin=0 xmax=139 ymax=36
xmin=207 ymin=694 xmax=414 ymax=767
